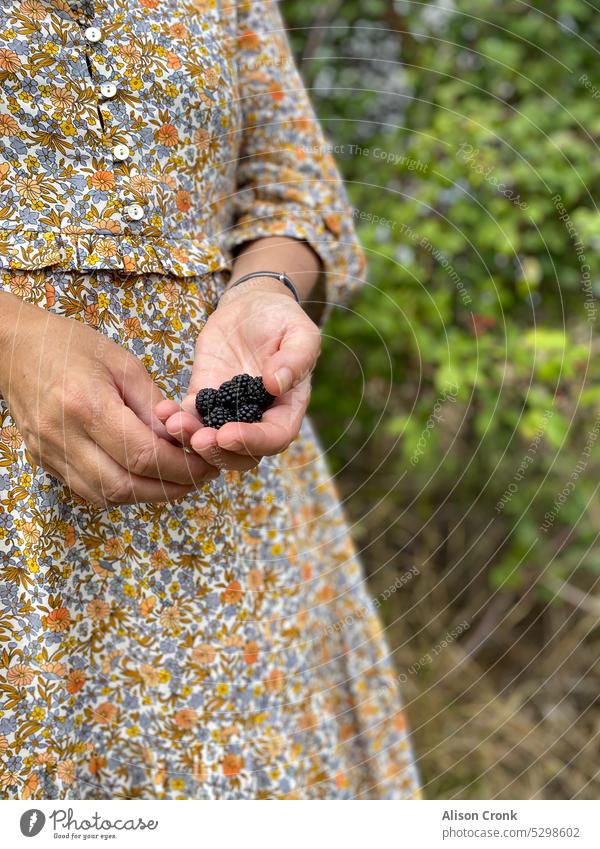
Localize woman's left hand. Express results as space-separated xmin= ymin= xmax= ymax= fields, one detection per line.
xmin=154 ymin=279 xmax=321 ymax=471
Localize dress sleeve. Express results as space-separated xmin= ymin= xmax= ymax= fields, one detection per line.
xmin=226 ymin=0 xmax=367 ymax=324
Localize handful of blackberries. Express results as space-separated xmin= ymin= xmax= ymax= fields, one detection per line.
xmin=195 ymin=374 xmax=274 ymax=429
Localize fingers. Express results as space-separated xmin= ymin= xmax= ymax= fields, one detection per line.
xmin=162 ymin=410 xmax=203 ymax=448
xmin=155 ymin=401 xmax=200 ymax=449
xmin=88 ymin=389 xmax=217 ymax=486
xmin=155 ymin=399 xmax=181 ymax=423
xmin=261 ymin=320 xmax=321 ymax=396
xmin=216 ymin=419 xmax=292 ymax=458
xmin=180 ymin=392 xmax=202 ymax=417
xmin=116 ymin=357 xmax=174 ymax=440
xmin=54 ymin=442 xmax=202 ymax=507
xmin=189 ymin=426 xmax=261 ymax=472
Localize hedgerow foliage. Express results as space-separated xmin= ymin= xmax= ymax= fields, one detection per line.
xmin=287 ymin=0 xmax=600 ymax=798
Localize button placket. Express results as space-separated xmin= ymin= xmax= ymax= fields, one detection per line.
xmin=79 ymin=16 xmax=142 ymax=231
xmin=81 ymin=24 xmax=120 ymax=126
xmin=80 ymin=20 xmax=109 ymax=135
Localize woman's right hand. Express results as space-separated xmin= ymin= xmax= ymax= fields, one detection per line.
xmin=0 ymin=291 xmax=218 ymax=506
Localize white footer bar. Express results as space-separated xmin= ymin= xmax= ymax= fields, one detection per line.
xmin=1 ymin=800 xmax=598 ymax=848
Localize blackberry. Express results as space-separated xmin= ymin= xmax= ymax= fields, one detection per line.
xmin=216 ymin=379 xmax=242 ymax=410
xmin=231 ymin=373 xmax=254 ymax=393
xmin=235 ymin=403 xmax=263 ymax=424
xmin=195 ymin=373 xmax=275 ymax=428
xmin=205 ymin=406 xmax=237 ymax=429
xmin=195 ymin=387 xmax=218 ymax=420
xmin=247 ymin=376 xmax=274 ymax=411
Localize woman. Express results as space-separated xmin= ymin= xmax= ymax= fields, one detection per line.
xmin=0 ymin=0 xmax=420 ymax=799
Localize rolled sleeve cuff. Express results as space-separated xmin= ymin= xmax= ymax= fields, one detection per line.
xmin=223 ymin=202 xmax=366 ymax=326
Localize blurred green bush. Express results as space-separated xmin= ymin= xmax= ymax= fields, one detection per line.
xmin=287 ymin=0 xmax=600 ymax=797
xmin=288 ymin=0 xmax=600 ymax=586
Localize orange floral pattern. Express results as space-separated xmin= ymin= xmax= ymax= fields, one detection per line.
xmin=0 ymin=0 xmax=365 ymax=324
xmin=0 ymin=0 xmax=419 ymax=800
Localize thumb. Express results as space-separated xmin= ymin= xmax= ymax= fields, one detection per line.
xmin=262 ymin=321 xmax=321 ymax=396
xmin=113 ymin=356 xmax=172 ymax=439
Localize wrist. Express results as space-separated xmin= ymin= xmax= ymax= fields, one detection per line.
xmin=219 ymin=275 xmax=298 ymax=308
xmin=0 ymin=290 xmax=19 ymax=344
xmin=0 ymin=291 xmax=21 ymax=391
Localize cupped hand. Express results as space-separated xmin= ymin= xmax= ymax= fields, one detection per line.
xmin=0 ymin=293 xmax=219 ymax=506
xmin=154 ymin=280 xmax=321 ymax=471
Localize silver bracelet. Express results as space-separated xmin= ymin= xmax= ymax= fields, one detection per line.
xmin=224 ymin=270 xmax=301 ymax=303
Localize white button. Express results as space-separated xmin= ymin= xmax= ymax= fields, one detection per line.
xmin=113 ymin=143 xmax=130 ymax=161
xmin=124 ymin=203 xmax=144 ymax=221
xmin=84 ymin=26 xmax=102 ymax=43
xmin=100 ymin=83 xmax=117 ymax=99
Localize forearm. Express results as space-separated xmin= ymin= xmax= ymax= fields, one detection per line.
xmin=0 ymin=290 xmax=18 ymax=336
xmin=0 ymin=291 xmax=23 ymax=392
xmin=228 ymin=237 xmax=324 ymax=319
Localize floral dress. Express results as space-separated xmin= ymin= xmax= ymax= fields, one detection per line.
xmin=0 ymin=0 xmax=420 ymax=799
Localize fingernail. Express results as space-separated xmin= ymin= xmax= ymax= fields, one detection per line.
xmin=274 ymin=366 xmax=293 ymax=394
xmin=221 ymin=440 xmax=242 ymax=452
